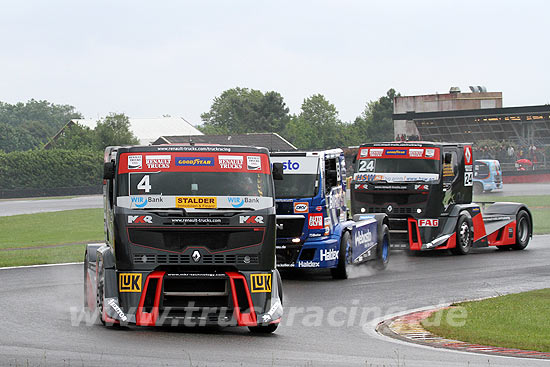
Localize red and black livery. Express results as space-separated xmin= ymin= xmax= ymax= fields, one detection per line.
xmin=350 ymin=142 xmax=532 ymax=254
xmin=84 ymin=145 xmax=283 ymax=332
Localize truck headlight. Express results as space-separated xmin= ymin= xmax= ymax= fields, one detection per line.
xmin=417 ymin=208 xmax=422 ymax=214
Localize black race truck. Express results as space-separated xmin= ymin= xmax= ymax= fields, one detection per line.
xmin=350 ymin=142 xmax=532 ymax=254
xmin=84 ymin=145 xmax=283 ymax=332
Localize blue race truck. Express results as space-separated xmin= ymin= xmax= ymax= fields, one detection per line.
xmin=473 ymin=159 xmax=503 ymax=194
xmin=270 ymin=149 xmax=390 ymax=279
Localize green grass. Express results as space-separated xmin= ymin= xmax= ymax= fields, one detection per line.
xmin=0 ymin=208 xmax=104 ymax=250
xmin=474 ymin=195 xmax=550 ymax=235
xmin=0 ymin=244 xmax=86 ymax=267
xmin=421 ymin=289 xmax=550 ymax=352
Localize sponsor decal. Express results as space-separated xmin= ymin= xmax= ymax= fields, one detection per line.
xmin=315 ymin=206 xmax=323 ymax=211
xmin=250 ymin=273 xmax=272 ymax=292
xmin=409 ymin=149 xmax=424 ymax=158
xmin=464 ymin=171 xmax=473 ymax=186
xmin=239 ymin=215 xmax=264 ymax=224
xmin=370 ymin=148 xmax=384 ymax=157
xmin=355 ymin=230 xmax=372 ymax=246
xmin=418 ymin=219 xmax=439 ymax=227
xmin=247 ymin=156 xmax=262 ymax=170
xmin=308 ymin=213 xmax=324 ymax=229
xmin=218 ymin=155 xmax=243 ymax=169
xmin=128 ymin=155 xmax=142 ymax=170
xmin=293 ymin=202 xmax=309 ymax=214
xmin=171 ymin=217 xmax=223 ymax=225
xmin=320 ymin=248 xmax=338 ymax=261
xmin=145 ymin=155 xmax=171 ymax=169
xmin=176 ymin=197 xmax=217 ymax=209
xmin=385 ymin=149 xmax=407 ymax=156
xmin=131 ymin=196 xmax=148 ymax=208
xmin=228 ymin=197 xmax=244 ymax=208
xmin=127 ymin=215 xmax=153 ymax=224
xmin=297 ymin=261 xmax=320 ymax=268
xmin=464 ymin=146 xmax=473 ymax=165
xmin=414 ymin=184 xmax=429 ymax=190
xmin=107 ymin=299 xmax=128 ymax=322
xmin=425 ymin=149 xmax=435 ymax=158
xmin=309 ymin=233 xmax=322 ymax=238
xmin=360 ymin=148 xmax=369 ymax=157
xmin=119 ymin=273 xmax=142 ymax=292
xmin=282 ymin=160 xmax=300 ymax=170
xmin=175 ymin=157 xmax=214 ymax=167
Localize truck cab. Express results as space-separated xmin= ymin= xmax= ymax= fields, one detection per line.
xmin=85 ymin=145 xmax=283 ymax=332
xmin=473 ymin=159 xmax=503 ymax=194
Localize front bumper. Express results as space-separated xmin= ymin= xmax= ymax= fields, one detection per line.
xmin=276 ymin=236 xmax=340 ymax=269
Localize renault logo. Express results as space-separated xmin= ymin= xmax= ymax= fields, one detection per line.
xmin=387 ymin=205 xmax=393 ymax=213
xmin=192 ymin=250 xmax=201 ymax=263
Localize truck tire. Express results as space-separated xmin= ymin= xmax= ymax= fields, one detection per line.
xmin=248 ymin=323 xmax=278 ymax=334
xmin=331 ymin=231 xmax=352 ymax=280
xmin=473 ymin=182 xmax=483 ymax=195
xmin=451 ymin=214 xmax=473 ymax=255
xmin=512 ymin=210 xmax=531 ymax=250
xmin=373 ymin=224 xmax=390 ymax=270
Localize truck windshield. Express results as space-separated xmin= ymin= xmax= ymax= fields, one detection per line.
xmin=274 ymin=174 xmax=318 ymax=198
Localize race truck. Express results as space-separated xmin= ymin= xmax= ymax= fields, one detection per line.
xmin=350 ymin=142 xmax=533 ymax=254
xmin=84 ymin=145 xmax=283 ymax=333
xmin=270 ymin=149 xmax=390 ymax=279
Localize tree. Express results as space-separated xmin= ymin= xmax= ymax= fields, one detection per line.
xmin=283 ymin=94 xmax=346 ymax=150
xmin=200 ymin=87 xmax=290 ymax=134
xmin=94 ymin=113 xmax=139 ymax=150
xmin=0 ymin=122 xmax=40 ymax=152
xmin=350 ymin=89 xmax=399 ymax=145
xmin=50 ymin=123 xmax=96 ymax=150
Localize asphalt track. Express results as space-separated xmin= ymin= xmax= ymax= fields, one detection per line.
xmin=0 ymin=236 xmax=548 ymax=366
xmin=0 ymin=195 xmax=102 ymax=217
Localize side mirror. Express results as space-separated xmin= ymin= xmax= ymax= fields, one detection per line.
xmin=103 ymin=162 xmax=115 ymax=179
xmin=272 ymin=162 xmax=284 ymax=180
xmin=444 ymin=152 xmax=453 ymax=164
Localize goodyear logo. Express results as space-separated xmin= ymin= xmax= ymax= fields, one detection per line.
xmin=250 ymin=273 xmax=272 ymax=293
xmin=119 ymin=273 xmax=142 ymax=292
xmin=176 ymin=197 xmax=217 ymax=209
xmin=385 ymin=149 xmax=407 ymax=156
xmin=175 ymin=157 xmax=214 ymax=167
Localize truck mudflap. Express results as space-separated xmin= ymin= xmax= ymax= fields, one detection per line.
xmin=100 ymin=270 xmax=283 ymax=327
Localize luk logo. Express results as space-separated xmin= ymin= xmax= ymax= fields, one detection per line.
xmin=320 ymin=248 xmax=338 ymax=261
xmin=239 ymin=215 xmax=264 ymax=224
xmin=119 ymin=273 xmax=142 ymax=292
xmin=127 ymin=215 xmax=152 ymax=224
xmin=250 ymin=273 xmax=271 ymax=293
xmin=293 ymin=202 xmax=308 ymax=213
xmin=228 ymin=197 xmax=244 ymax=208
xmin=282 ymin=160 xmax=300 ymax=170
xmin=355 ymin=230 xmax=372 ymax=246
xmin=131 ymin=197 xmax=147 ymax=208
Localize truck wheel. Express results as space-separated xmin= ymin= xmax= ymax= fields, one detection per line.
xmin=512 ymin=210 xmax=531 ymax=250
xmin=248 ymin=323 xmax=278 ymax=334
xmin=373 ymin=224 xmax=390 ymax=270
xmin=451 ymin=215 xmax=473 ymax=255
xmin=331 ymin=231 xmax=352 ymax=280
xmin=473 ymin=182 xmax=483 ymax=195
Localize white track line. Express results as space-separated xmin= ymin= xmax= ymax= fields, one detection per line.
xmin=0 ymin=262 xmax=83 ymax=270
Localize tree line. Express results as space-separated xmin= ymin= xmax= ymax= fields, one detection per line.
xmin=0 ymin=88 xmax=397 ymax=153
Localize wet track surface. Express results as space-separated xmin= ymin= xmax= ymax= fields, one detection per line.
xmin=0 ymin=196 xmax=102 ymax=217
xmin=0 ymin=236 xmax=548 ymax=366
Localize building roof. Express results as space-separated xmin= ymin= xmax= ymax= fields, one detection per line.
xmin=152 ymin=133 xmax=297 ymax=151
xmin=72 ymin=117 xmax=202 ymax=145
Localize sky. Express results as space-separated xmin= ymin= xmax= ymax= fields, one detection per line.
xmin=1 ymin=0 xmax=549 ymax=125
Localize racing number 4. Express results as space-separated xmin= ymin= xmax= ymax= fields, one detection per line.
xmin=137 ymin=175 xmax=151 ymax=193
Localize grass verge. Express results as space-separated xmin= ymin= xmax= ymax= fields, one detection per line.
xmin=0 ymin=209 xmax=103 ymax=267
xmin=474 ymin=195 xmax=550 ymax=234
xmin=422 ymin=288 xmax=550 ymax=353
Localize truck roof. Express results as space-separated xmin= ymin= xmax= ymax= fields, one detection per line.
xmin=109 ymin=144 xmax=270 ymax=156
xmin=270 ymin=148 xmax=343 ymax=159
xmin=360 ymin=141 xmax=472 ymax=148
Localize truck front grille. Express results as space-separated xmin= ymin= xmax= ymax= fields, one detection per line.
xmin=133 ymin=253 xmax=259 ymax=265
xmin=276 ymin=217 xmax=305 ymax=238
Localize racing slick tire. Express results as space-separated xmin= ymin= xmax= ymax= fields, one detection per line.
xmin=512 ymin=210 xmax=531 ymax=250
xmin=373 ymin=224 xmax=390 ymax=270
xmin=331 ymin=231 xmax=352 ymax=280
xmin=451 ymin=214 xmax=473 ymax=255
xmin=473 ymin=182 xmax=483 ymax=195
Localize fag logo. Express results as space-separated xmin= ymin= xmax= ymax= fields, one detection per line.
xmin=308 ymin=213 xmax=324 ymax=229
xmin=293 ymin=202 xmax=309 ymax=213
xmin=128 ymin=215 xmax=153 ymax=224
xmin=418 ymin=219 xmax=439 ymax=227
xmin=250 ymin=274 xmax=271 ymax=293
xmin=239 ymin=215 xmax=264 ymax=224
xmin=119 ymin=273 xmax=142 ymax=292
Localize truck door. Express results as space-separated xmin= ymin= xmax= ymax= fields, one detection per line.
xmin=324 ymin=157 xmax=345 ymax=224
xmin=442 ymin=147 xmax=459 ymax=211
